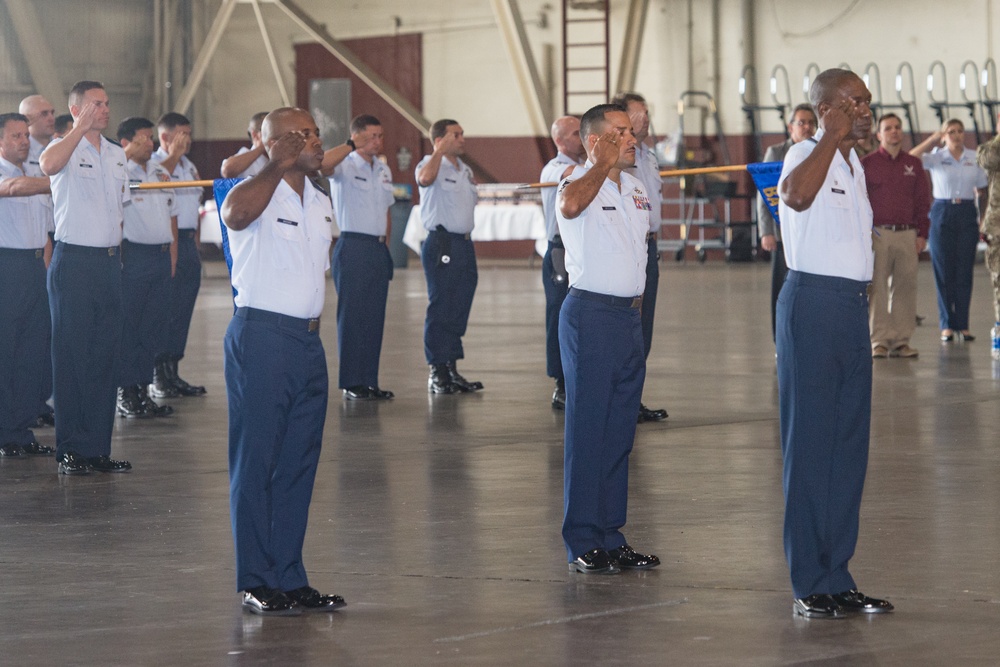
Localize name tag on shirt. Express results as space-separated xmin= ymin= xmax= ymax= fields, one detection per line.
xmin=353 ymin=176 xmax=368 ymax=182
xmin=79 ymin=162 xmax=94 ymax=169
xmin=276 ymin=217 xmax=299 ymax=227
xmin=831 ymin=188 xmax=846 ymax=195
xmin=445 ymin=178 xmax=457 ymax=184
xmin=602 ymin=206 xmax=617 ymax=211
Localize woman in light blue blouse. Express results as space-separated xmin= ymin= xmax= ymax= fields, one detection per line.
xmin=911 ymin=119 xmax=988 ymax=342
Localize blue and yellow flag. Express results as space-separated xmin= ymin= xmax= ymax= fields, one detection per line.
xmin=746 ymin=161 xmax=784 ymax=226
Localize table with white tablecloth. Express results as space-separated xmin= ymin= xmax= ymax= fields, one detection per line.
xmin=403 ymin=204 xmax=547 ymax=257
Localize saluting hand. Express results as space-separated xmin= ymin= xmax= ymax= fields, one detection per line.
xmin=821 ymin=101 xmax=856 ymax=142
xmin=435 ymin=131 xmax=460 ymax=156
xmin=592 ymin=131 xmax=622 ymax=169
xmin=167 ymin=132 xmax=191 ymax=158
xmin=269 ymin=130 xmax=306 ymax=171
xmin=74 ymin=101 xmax=101 ymax=133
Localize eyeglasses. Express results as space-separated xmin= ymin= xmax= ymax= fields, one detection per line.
xmin=790 ymin=119 xmax=817 ymax=127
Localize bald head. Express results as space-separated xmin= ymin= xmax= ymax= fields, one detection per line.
xmin=262 ymin=107 xmax=324 ymax=173
xmin=809 ymin=69 xmax=859 ymax=108
xmin=550 ymin=115 xmax=585 ymax=162
xmin=18 ymin=94 xmax=56 ymax=142
xmin=808 ymin=68 xmax=873 ymax=142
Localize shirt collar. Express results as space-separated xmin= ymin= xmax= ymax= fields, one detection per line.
xmin=0 ymin=155 xmax=25 ymax=175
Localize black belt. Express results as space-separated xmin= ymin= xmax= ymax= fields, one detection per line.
xmin=340 ymin=231 xmax=387 ymax=243
xmin=178 ymin=229 xmax=197 ymax=239
xmin=875 ymin=225 xmax=914 ymax=231
xmin=123 ymin=240 xmax=171 ymax=252
xmin=549 ymin=234 xmax=564 ymax=248
xmin=234 ymin=306 xmax=320 ymax=332
xmin=935 ymin=198 xmax=974 ymax=205
xmin=646 ymin=232 xmax=657 ymax=242
xmin=0 ymin=247 xmax=44 ymax=258
xmin=429 ymin=228 xmax=471 ymax=240
xmin=569 ymin=287 xmax=642 ymax=309
xmin=56 ymin=241 xmax=119 ymax=256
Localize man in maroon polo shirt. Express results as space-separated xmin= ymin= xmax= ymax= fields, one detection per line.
xmin=862 ymin=113 xmax=931 ymax=358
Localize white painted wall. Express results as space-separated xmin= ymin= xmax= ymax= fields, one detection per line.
xmin=5 ymin=0 xmax=1000 ymax=143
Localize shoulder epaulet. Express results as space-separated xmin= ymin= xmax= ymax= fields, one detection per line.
xmin=308 ymin=173 xmax=330 ymax=198
xmin=807 ymin=137 xmax=818 ymax=144
xmin=106 ymin=137 xmax=122 ymax=147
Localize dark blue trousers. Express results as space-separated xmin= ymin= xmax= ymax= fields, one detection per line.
xmin=559 ymin=292 xmax=645 ymax=561
xmin=332 ymin=233 xmax=393 ymax=389
xmin=421 ymin=230 xmax=477 ymax=365
xmin=164 ymin=230 xmax=201 ymax=360
xmin=776 ymin=270 xmax=872 ymax=599
xmin=120 ymin=241 xmax=171 ymax=386
xmin=641 ymin=236 xmax=659 ymax=359
xmin=48 ymin=242 xmax=123 ymax=459
xmin=929 ymin=200 xmax=979 ymax=331
xmin=0 ymin=248 xmax=50 ymax=446
xmin=225 ymin=307 xmax=328 ymax=592
xmin=541 ymin=239 xmax=569 ymax=380
xmin=769 ymin=240 xmax=788 ymax=341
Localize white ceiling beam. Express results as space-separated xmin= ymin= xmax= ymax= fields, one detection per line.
xmin=490 ymin=0 xmax=551 ymax=135
xmin=2 ymin=0 xmax=64 ymax=106
xmin=174 ymin=0 xmax=239 ymax=115
xmin=615 ymin=0 xmax=650 ymax=95
xmin=250 ymin=0 xmax=291 ymax=107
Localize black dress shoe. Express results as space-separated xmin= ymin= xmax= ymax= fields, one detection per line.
xmin=608 ymin=544 xmax=661 ymax=570
xmin=959 ymin=331 xmax=976 ymax=342
xmin=117 ymin=386 xmax=151 ymax=418
xmin=87 ymin=455 xmax=132 ymax=473
xmin=568 ymin=548 xmax=620 ymax=574
xmin=372 ymin=387 xmax=394 ymax=400
xmin=832 ymin=589 xmax=894 ymax=614
xmin=35 ymin=410 xmax=56 ymax=427
xmin=171 ymin=360 xmax=207 ymax=396
xmin=343 ymin=385 xmax=384 ymax=401
xmin=429 ymin=364 xmax=460 ymax=394
xmin=447 ymin=362 xmax=484 ymax=392
xmin=637 ymin=403 xmax=668 ymax=423
xmin=150 ymin=359 xmax=181 ymax=398
xmin=793 ymin=594 xmax=846 ymax=619
xmin=0 ymin=443 xmax=24 ymax=457
xmin=138 ymin=385 xmax=173 ymax=417
xmin=242 ymin=586 xmax=301 ymax=616
xmin=551 ymin=380 xmax=566 ymax=410
xmin=20 ymin=441 xmax=54 ymax=457
xmin=285 ymin=586 xmax=346 ymax=612
xmin=57 ymin=451 xmax=92 ymax=475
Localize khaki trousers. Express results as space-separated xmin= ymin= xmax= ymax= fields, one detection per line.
xmin=870 ymin=228 xmax=918 ymax=349
xmin=986 ymin=235 xmax=1000 ymax=323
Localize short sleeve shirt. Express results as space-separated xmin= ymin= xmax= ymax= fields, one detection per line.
xmin=330 ymin=152 xmax=394 ymax=235
xmin=777 ymin=130 xmax=874 ymax=281
xmin=415 ymin=156 xmax=477 ymax=233
xmin=225 ymin=178 xmax=334 ymax=319
xmin=123 ymin=159 xmax=178 ymax=244
xmin=540 ymin=152 xmax=582 ymax=240
xmin=27 ymin=136 xmax=54 ymax=233
xmin=0 ymin=157 xmax=51 ymax=249
xmin=556 ymin=163 xmax=649 ymax=297
xmin=48 ymin=134 xmax=129 ymax=247
xmin=920 ymin=147 xmax=988 ymax=200
xmin=152 ymin=149 xmax=201 ymax=229
xmin=232 ymin=146 xmax=268 ymax=179
xmin=631 ymin=143 xmax=663 ymax=231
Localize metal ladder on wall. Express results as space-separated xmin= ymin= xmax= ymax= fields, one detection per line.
xmin=561 ymin=0 xmax=610 ymax=116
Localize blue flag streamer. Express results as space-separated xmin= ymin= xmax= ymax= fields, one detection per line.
xmin=212 ymin=177 xmax=244 ymax=301
xmin=746 ymin=161 xmax=784 ymax=226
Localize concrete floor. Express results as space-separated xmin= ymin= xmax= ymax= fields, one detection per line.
xmin=2 ymin=257 xmax=1000 ymax=666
